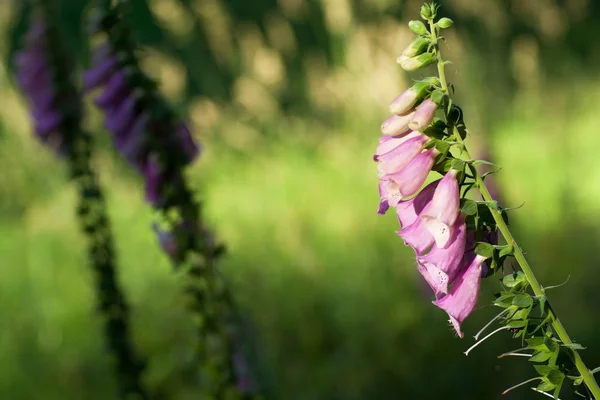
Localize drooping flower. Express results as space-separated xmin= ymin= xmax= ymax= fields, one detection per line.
xmin=84 ymin=41 xmax=200 ymax=206
xmin=395 ymin=179 xmax=440 ymax=226
xmin=420 ymin=169 xmax=460 ymax=248
xmin=384 ymin=148 xmax=437 ymax=204
xmin=433 ymin=253 xmax=487 ymax=338
xmin=374 ymin=131 xmax=422 ymax=161
xmin=378 ymin=180 xmax=390 ymax=215
xmin=397 ymin=217 xmax=435 ymax=255
xmin=14 ymin=18 xmax=73 ymax=155
xmin=377 ymin=134 xmax=428 ymax=177
xmin=417 ymin=218 xmax=467 ymax=297
xmin=409 ymin=98 xmax=438 ymax=131
xmin=380 ymin=113 xmax=415 ymax=136
xmin=153 ymin=223 xmax=179 ymax=260
xmin=389 ymin=89 xmax=419 ymax=115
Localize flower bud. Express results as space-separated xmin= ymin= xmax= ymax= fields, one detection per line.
xmin=408 ymin=20 xmax=427 ymax=35
xmin=401 ymin=37 xmax=429 ymax=58
xmin=389 ymin=81 xmax=431 ymax=115
xmin=380 ymin=112 xmax=414 ymax=136
xmin=420 ymin=5 xmax=432 ymax=19
xmin=409 ymin=98 xmax=438 ymax=131
xmin=397 ymin=53 xmax=435 ymax=71
xmin=437 ymin=17 xmax=454 ymax=29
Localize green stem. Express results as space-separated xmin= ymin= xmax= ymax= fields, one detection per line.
xmin=430 ymin=18 xmax=600 ymax=400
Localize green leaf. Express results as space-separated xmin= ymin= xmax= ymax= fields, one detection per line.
xmin=512 ymin=293 xmax=533 ymax=308
xmin=527 ymin=337 xmax=546 ymax=349
xmin=534 ymin=365 xmax=554 ymax=376
xmin=562 ymin=343 xmax=586 ymax=350
xmin=504 ymin=305 xmax=519 ymax=319
xmin=494 ymin=294 xmax=514 ymax=307
xmin=474 ymin=242 xmax=493 ymax=258
xmin=460 ymin=199 xmax=478 ymax=216
xmin=553 ymin=382 xmax=563 ymax=400
xmin=434 ymin=140 xmax=450 ymax=154
xmin=450 ymin=158 xmax=465 ymax=173
xmin=422 ymin=126 xmax=446 ymax=140
xmin=506 ymin=320 xmax=527 ymax=329
xmin=573 ymin=376 xmax=584 ymax=386
xmin=537 ymin=380 xmax=556 ymax=392
xmin=547 ymin=370 xmax=565 ymax=385
xmin=498 ymin=245 xmax=514 ymax=258
xmin=472 ymin=159 xmax=501 ymax=168
xmin=502 ymin=273 xmax=521 ymax=288
xmin=538 ymin=296 xmax=547 ymax=313
xmin=511 ymin=308 xmax=531 ymax=321
xmin=529 ymin=351 xmax=552 ymax=363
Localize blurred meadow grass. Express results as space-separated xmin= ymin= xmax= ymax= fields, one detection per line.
xmin=2 ymin=0 xmax=600 ymax=399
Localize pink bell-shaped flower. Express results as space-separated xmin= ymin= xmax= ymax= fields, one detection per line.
xmin=377 ymin=180 xmax=390 ymax=215
xmin=374 ymin=131 xmax=421 ymax=161
xmin=377 ymin=134 xmax=428 ymax=177
xmin=420 ymin=169 xmax=460 ymax=248
xmin=385 ymin=148 xmax=437 ymax=204
xmin=433 ymin=253 xmax=487 ymax=338
xmin=395 ymin=179 xmax=440 ymax=228
xmin=380 ymin=112 xmax=415 ymax=136
xmin=397 ymin=217 xmax=434 ymax=255
xmin=389 ymin=88 xmax=418 ymax=115
xmin=417 ymin=218 xmax=467 ymax=297
xmin=409 ymin=98 xmax=437 ymax=131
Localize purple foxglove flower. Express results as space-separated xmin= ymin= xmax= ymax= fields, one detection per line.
xmin=29 ymin=85 xmax=56 ymax=115
xmin=397 ymin=217 xmax=434 ymax=255
xmin=417 ymin=219 xmax=467 ymax=297
xmin=395 ymin=179 xmax=440 ymax=228
xmin=385 ymin=148 xmax=437 ymax=204
xmin=409 ymin=98 xmax=438 ymax=131
xmin=420 ymin=169 xmax=460 ymax=248
xmin=374 ymin=130 xmax=421 ymax=161
xmin=232 ymin=351 xmax=258 ymax=394
xmin=153 ymin=223 xmax=179 ymax=259
xmin=91 ymin=42 xmax=113 ymax=65
xmin=143 ymin=159 xmax=163 ymax=207
xmin=17 ymin=67 xmax=52 ymax=91
xmin=389 ymin=89 xmax=418 ymax=115
xmin=433 ymin=253 xmax=486 ymax=338
xmin=95 ymin=70 xmax=128 ymax=109
xmin=377 ymin=134 xmax=428 ymax=177
xmin=115 ymin=112 xmax=149 ymax=166
xmin=83 ymin=55 xmax=118 ymax=91
xmin=105 ymin=90 xmax=140 ymax=136
xmin=378 ymin=180 xmax=390 ymax=215
xmin=175 ymin=122 xmax=201 ymax=165
xmin=34 ymin=110 xmax=62 ymax=138
xmin=380 ymin=112 xmax=415 ymax=136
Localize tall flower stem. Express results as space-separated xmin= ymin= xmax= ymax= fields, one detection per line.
xmin=19 ymin=1 xmax=149 ymax=398
xmin=430 ymin=18 xmax=600 ymax=399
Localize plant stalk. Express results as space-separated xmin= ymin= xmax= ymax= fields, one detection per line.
xmin=430 ymin=18 xmax=600 ymax=399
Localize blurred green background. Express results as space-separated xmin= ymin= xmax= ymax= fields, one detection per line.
xmin=1 ymin=0 xmax=600 ymax=399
